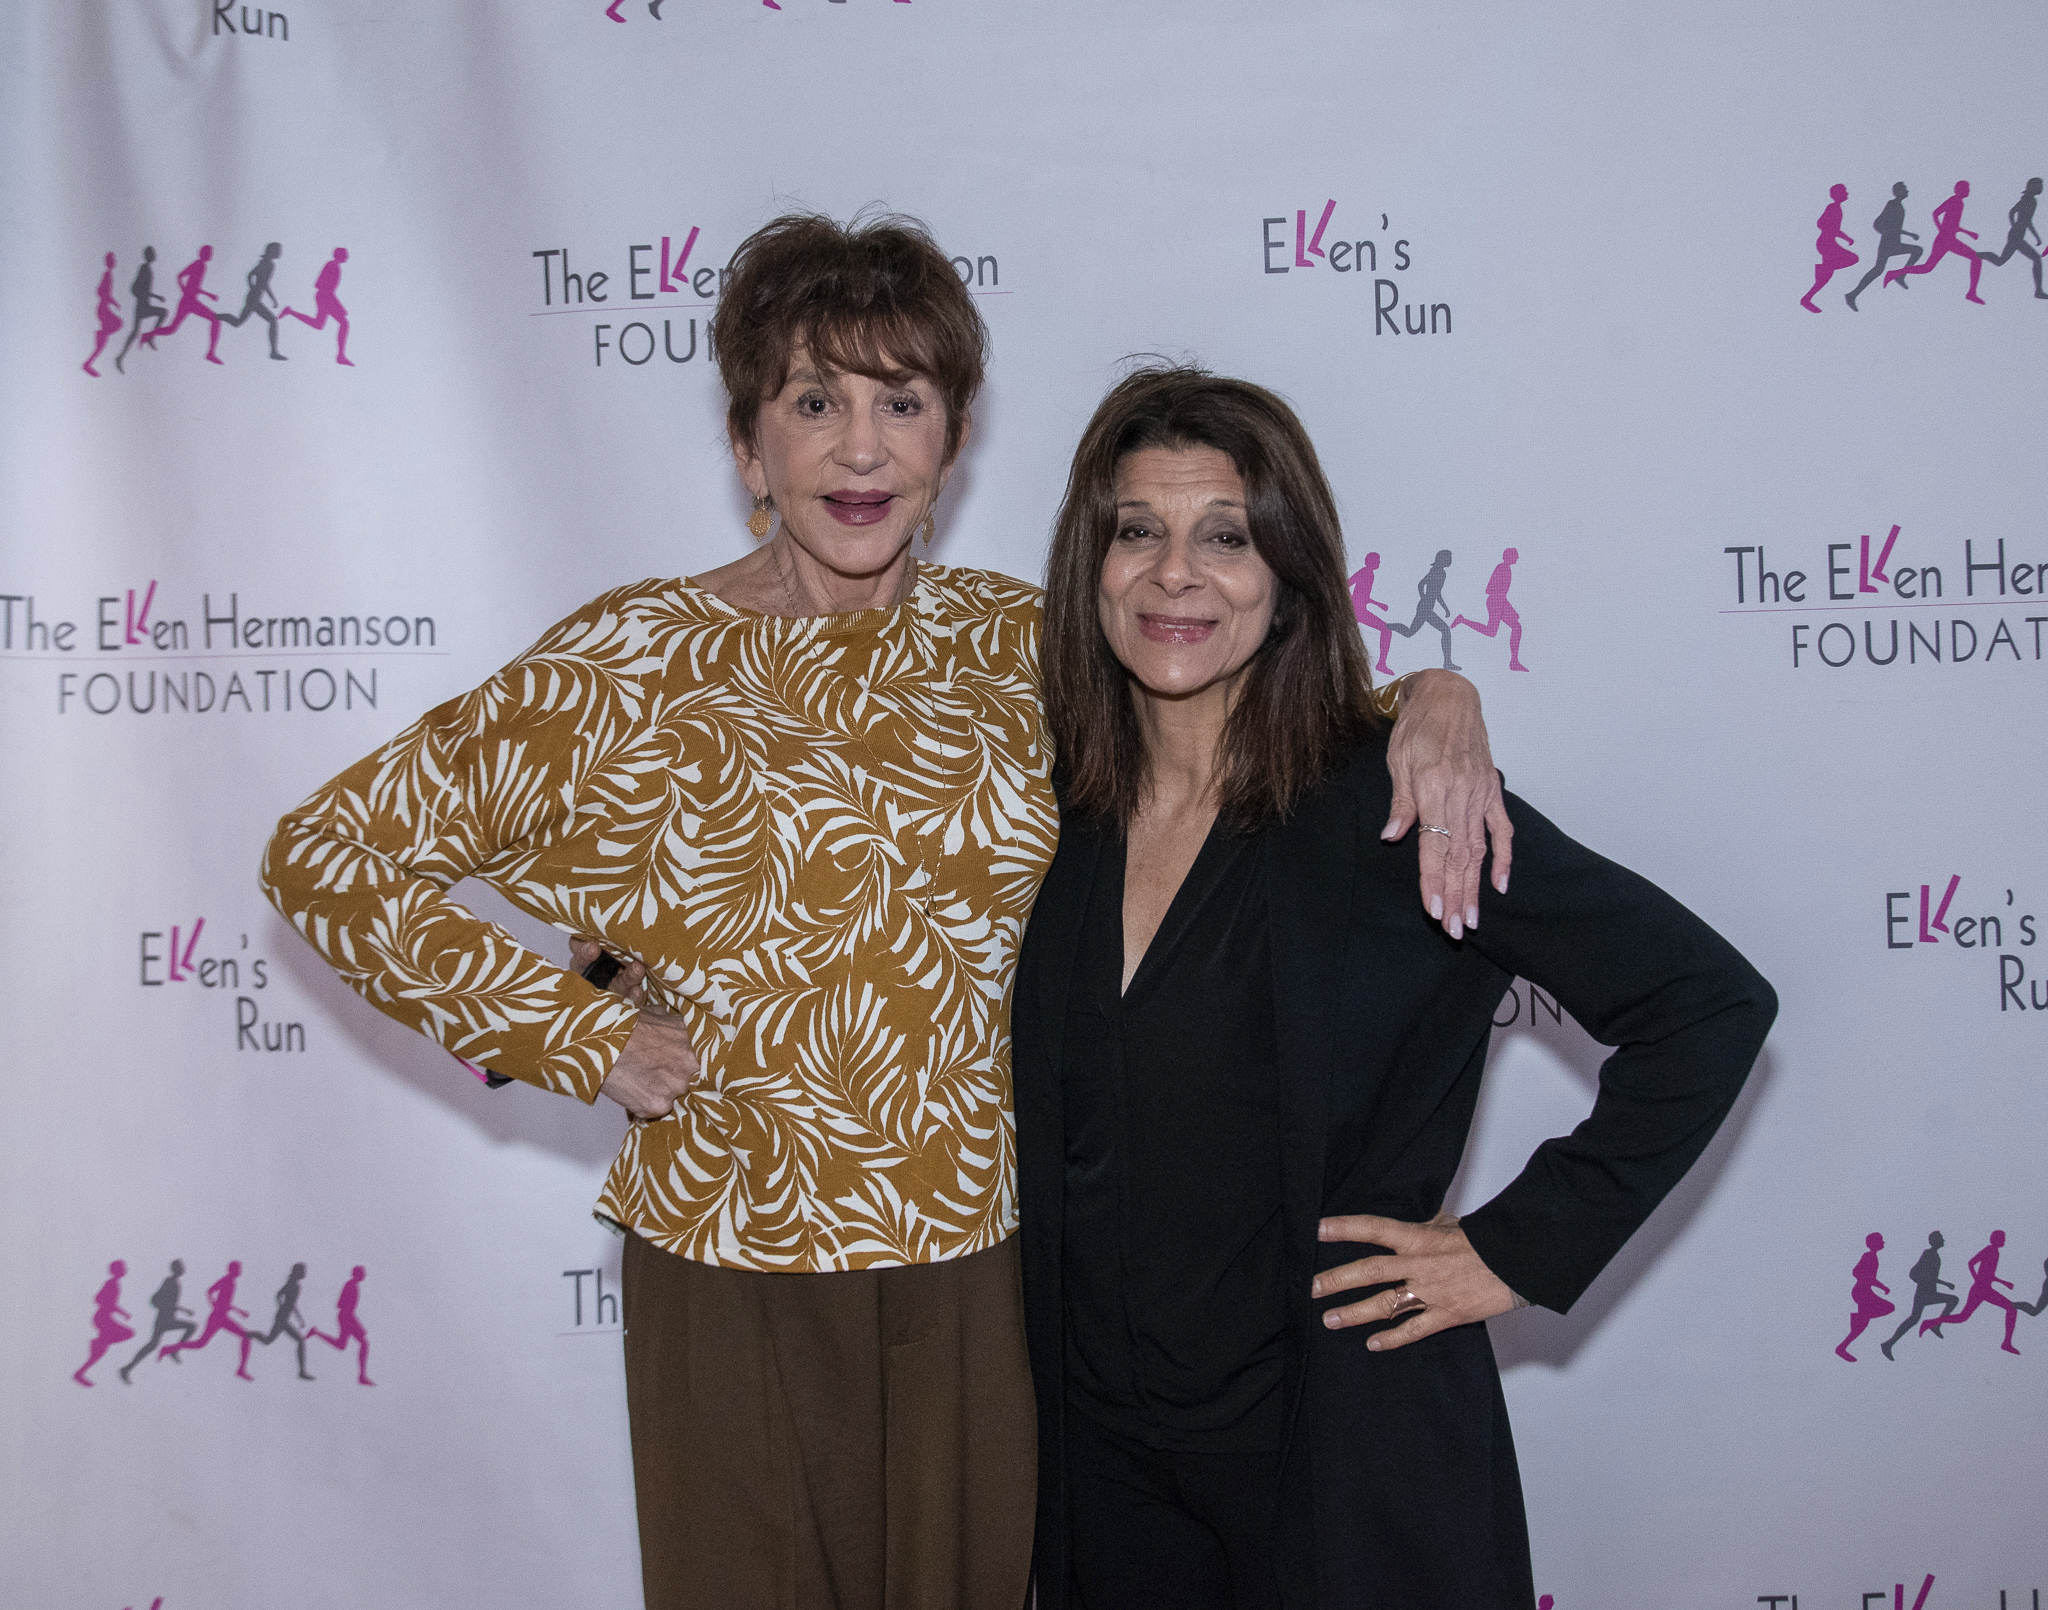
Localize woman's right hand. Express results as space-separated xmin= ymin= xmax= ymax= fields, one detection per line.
xmin=574 ymin=938 xmax=701 ymax=1121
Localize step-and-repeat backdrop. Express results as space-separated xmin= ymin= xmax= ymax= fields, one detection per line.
xmin=4 ymin=3 xmax=2044 ymax=1606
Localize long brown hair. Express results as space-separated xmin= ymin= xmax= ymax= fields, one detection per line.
xmin=1043 ymin=366 xmax=1385 ymax=832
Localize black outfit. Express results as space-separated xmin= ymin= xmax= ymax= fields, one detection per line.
xmin=1063 ymin=824 xmax=1287 ymax=1454
xmin=1060 ymin=825 xmax=1288 ymax=1607
xmin=1015 ymin=737 xmax=1777 ymax=1610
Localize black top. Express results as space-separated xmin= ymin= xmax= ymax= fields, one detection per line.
xmin=1015 ymin=739 xmax=1779 ymax=1609
xmin=1062 ymin=821 xmax=1287 ymax=1452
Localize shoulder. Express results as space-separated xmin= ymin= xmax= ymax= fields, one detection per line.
xmin=515 ymin=577 xmax=725 ymax=662
xmin=918 ymin=563 xmax=1044 ymax=626
xmin=1308 ymin=735 xmax=1394 ymax=818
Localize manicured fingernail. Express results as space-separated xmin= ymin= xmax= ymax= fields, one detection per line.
xmin=1430 ymin=896 xmax=1444 ymax=920
xmin=1382 ymin=821 xmax=1400 ymax=840
xmin=1447 ymin=913 xmax=1464 ymax=940
xmin=1311 ymin=1279 xmax=1323 ymax=1297
xmin=1496 ymin=873 xmax=1509 ymax=894
xmin=1466 ymin=906 xmax=1480 ymax=930
xmin=1366 ymin=1337 xmax=1382 ymax=1351
xmin=1324 ymin=1311 xmax=1343 ymax=1329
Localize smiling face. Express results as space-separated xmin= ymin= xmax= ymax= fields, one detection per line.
xmin=1097 ymin=445 xmax=1277 ymax=713
xmin=734 ymin=351 xmax=956 ymax=589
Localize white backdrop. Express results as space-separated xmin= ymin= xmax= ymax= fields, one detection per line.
xmin=4 ymin=3 xmax=2045 ymax=1606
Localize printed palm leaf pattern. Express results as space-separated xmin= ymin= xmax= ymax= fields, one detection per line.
xmin=262 ymin=565 xmax=1058 ymax=1272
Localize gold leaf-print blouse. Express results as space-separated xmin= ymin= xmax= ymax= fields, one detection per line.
xmin=261 ymin=565 xmax=1060 ymax=1273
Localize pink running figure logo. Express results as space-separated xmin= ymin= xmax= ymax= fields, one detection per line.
xmin=1923 ymin=1230 xmax=2025 ymax=1353
xmin=1348 ymin=553 xmax=1398 ymax=675
xmin=142 ymin=245 xmax=227 ymax=364
xmin=73 ymin=1260 xmax=135 ymax=1386
xmin=83 ymin=254 xmax=123 ymax=377
xmin=1801 ymin=184 xmax=1859 ymax=312
xmin=1885 ymin=182 xmax=1986 ymax=303
xmin=279 ymin=248 xmax=354 ymax=365
xmin=159 ymin=1260 xmax=256 ymax=1379
xmin=309 ymin=1265 xmax=375 ymax=1385
xmin=1835 ymin=1232 xmax=1895 ymax=1361
xmin=1452 ymin=547 xmax=1530 ymax=671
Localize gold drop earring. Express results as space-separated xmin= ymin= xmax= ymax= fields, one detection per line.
xmin=747 ymin=496 xmax=773 ymax=540
xmin=919 ymin=508 xmax=937 ymax=547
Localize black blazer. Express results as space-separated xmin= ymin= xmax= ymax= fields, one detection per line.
xmin=1014 ymin=738 xmax=1776 ymax=1609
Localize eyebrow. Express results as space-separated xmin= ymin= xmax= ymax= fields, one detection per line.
xmin=1115 ymin=497 xmax=1246 ymax=510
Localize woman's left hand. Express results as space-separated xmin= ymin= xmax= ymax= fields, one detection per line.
xmin=1312 ymin=1212 xmax=1523 ymax=1351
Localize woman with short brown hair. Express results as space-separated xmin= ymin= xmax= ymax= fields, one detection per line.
xmin=1016 ymin=367 xmax=1775 ymax=1608
xmin=264 ymin=218 xmax=1505 ymax=1609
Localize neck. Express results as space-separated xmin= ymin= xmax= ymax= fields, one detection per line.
xmin=694 ymin=531 xmax=919 ymax=619
xmin=778 ymin=533 xmax=918 ymax=617
xmin=1131 ymin=678 xmax=1235 ymax=821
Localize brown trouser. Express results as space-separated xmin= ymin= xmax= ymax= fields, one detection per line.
xmin=622 ymin=1231 xmax=1036 ymax=1610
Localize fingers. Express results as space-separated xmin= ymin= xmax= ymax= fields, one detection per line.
xmin=1382 ymin=787 xmax=1416 ymax=844
xmin=1318 ymin=1213 xmax=1405 ymax=1247
xmin=1483 ymin=786 xmax=1514 ymax=896
xmin=568 ymin=938 xmax=650 ymax=1007
xmin=1313 ymin=1223 xmax=1520 ymax=1346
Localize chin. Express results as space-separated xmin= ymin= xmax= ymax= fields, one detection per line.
xmin=801 ymin=525 xmax=916 ymax=576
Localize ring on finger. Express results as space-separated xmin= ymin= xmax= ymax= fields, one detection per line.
xmin=1419 ymin=824 xmax=1452 ymax=839
xmin=1390 ymin=1287 xmax=1427 ymax=1315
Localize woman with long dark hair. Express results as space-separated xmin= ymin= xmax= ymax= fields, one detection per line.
xmin=1016 ymin=367 xmax=1776 ymax=1608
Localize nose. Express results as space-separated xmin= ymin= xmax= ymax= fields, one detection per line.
xmin=1148 ymin=529 xmax=1201 ymax=595
xmin=833 ymin=403 xmax=886 ymax=476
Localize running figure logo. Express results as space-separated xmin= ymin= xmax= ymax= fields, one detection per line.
xmin=1846 ymin=184 xmax=1922 ymax=310
xmin=219 ymin=243 xmax=289 ymax=360
xmin=159 ymin=1260 xmax=255 ymax=1378
xmin=280 ymin=247 xmax=353 ymax=365
xmin=1878 ymin=1232 xmax=1958 ymax=1359
xmin=309 ymin=1265 xmax=374 ymax=1386
xmin=91 ymin=1257 xmax=370 ymax=1386
xmin=1833 ymin=1229 xmax=2047 ymax=1361
xmin=73 ymin=1261 xmax=135 ymax=1386
xmin=247 ymin=1262 xmax=317 ymax=1380
xmin=118 ymin=1260 xmax=197 ymax=1382
xmin=1389 ymin=549 xmax=1460 ymax=670
xmin=1922 ymin=1230 xmax=2040 ymax=1354
xmin=1979 ymin=178 xmax=2048 ymax=299
xmin=82 ymin=254 xmax=123 ymax=377
xmin=1835 ymin=1233 xmax=1894 ymax=1361
xmin=1452 ymin=547 xmax=1529 ymax=672
xmin=144 ymin=244 xmax=227 ymax=365
xmin=85 ymin=241 xmax=354 ymax=374
xmin=1352 ymin=546 xmax=1531 ymax=675
xmin=1801 ymin=184 xmax=1859 ymax=312
xmin=112 ymin=247 xmax=168 ymax=374
xmin=1348 ymin=552 xmax=1399 ymax=675
xmin=1885 ymin=181 xmax=1986 ymax=303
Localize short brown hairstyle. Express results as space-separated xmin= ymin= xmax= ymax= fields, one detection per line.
xmin=1043 ymin=366 xmax=1385 ymax=832
xmin=712 ymin=210 xmax=987 ymax=462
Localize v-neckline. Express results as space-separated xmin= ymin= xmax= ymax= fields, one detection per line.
xmin=1118 ymin=816 xmax=1241 ymax=1002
